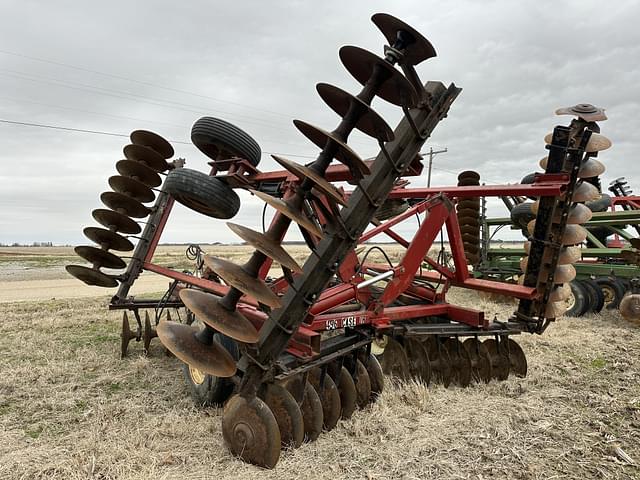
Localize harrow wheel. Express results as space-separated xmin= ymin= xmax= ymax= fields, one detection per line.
xmin=329 ymin=365 xmax=357 ymax=419
xmin=191 ymin=116 xmax=262 ymax=166
xmin=222 ymin=395 xmax=281 ymax=469
xmin=299 ymin=381 xmax=323 ymax=442
xmin=443 ymin=338 xmax=472 ymax=387
xmin=379 ymin=337 xmax=410 ymax=380
xmin=353 ymin=360 xmax=372 ymax=409
xmin=463 ymin=338 xmax=492 ymax=384
xmin=425 ymin=338 xmax=453 ymax=387
xmin=308 ymin=368 xmax=342 ymax=431
xmin=259 ymin=383 xmax=304 ymax=448
xmin=403 ymin=338 xmax=431 ymax=384
xmin=484 ymin=339 xmax=510 ymax=381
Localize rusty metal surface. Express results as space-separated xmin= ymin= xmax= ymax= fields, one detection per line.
xmin=271 ymin=155 xmax=347 ymax=206
xmin=316 ymin=83 xmax=394 ymax=142
xmin=403 ymin=337 xmax=431 ymax=384
xmin=299 ymin=381 xmax=323 ymax=442
xmin=250 ymin=189 xmax=322 ymax=237
xmin=339 ymin=45 xmax=418 ymax=107
xmin=259 ymin=383 xmax=304 ymax=448
xmin=555 ymin=103 xmax=607 ymax=122
xmin=156 ymin=321 xmax=237 ymax=377
xmin=463 ymin=338 xmax=492 ymax=383
xmin=179 ymin=289 xmax=259 ymax=343
xmin=115 ymin=159 xmax=162 ymax=187
xmin=226 ymin=222 xmax=303 ymax=273
xmin=74 ymin=245 xmax=126 ymax=269
xmin=108 ymin=175 xmax=155 ymax=203
xmin=484 ymin=339 xmax=510 ymax=381
xmin=443 ymin=338 xmax=472 ymax=387
xmin=100 ymin=191 xmax=151 ymax=218
xmin=307 ymin=368 xmax=341 ymax=431
xmin=65 ymin=265 xmax=118 ymax=287
xmin=203 ymin=255 xmax=282 ymax=308
xmin=292 ymin=120 xmax=370 ymax=179
xmin=123 ymin=143 xmax=169 ymax=172
xmin=130 ymin=130 xmax=174 ymax=159
xmin=504 ymin=338 xmax=527 ymax=377
xmin=371 ymin=13 xmax=437 ymax=66
xmin=92 ymin=208 xmax=141 ymax=234
xmin=83 ymin=227 xmax=134 ymax=252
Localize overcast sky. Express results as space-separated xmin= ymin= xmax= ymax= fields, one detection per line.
xmin=1 ymin=0 xmax=638 ymax=246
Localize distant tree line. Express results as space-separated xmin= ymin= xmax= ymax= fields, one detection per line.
xmin=0 ymin=241 xmax=57 ymax=247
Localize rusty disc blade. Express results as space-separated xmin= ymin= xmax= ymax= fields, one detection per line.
xmin=108 ymin=175 xmax=155 ymax=203
xmin=545 ymin=300 xmax=568 ymax=318
xmin=250 ymin=190 xmax=322 ymax=237
xmin=531 ymin=201 xmax=592 ymax=224
xmin=403 ymin=337 xmax=431 ymax=384
xmin=101 ymin=191 xmax=150 ymax=218
xmin=547 ymin=283 xmax=571 ymax=302
xmin=271 ymin=155 xmax=346 ymax=206
xmin=364 ymin=353 xmax=384 ymax=399
xmin=443 ymin=338 xmax=472 ymax=387
xmin=371 ymin=13 xmax=437 ymax=66
xmin=179 ymin=289 xmax=259 ymax=343
xmin=281 ymin=375 xmax=306 ymax=404
xmin=307 ymin=368 xmax=341 ymax=431
xmin=561 ymin=225 xmax=588 ymax=245
xmin=130 ymin=130 xmax=174 ymax=159
xmin=123 ymin=143 xmax=169 ymax=172
xmin=503 ymin=338 xmax=527 ymax=378
xmin=551 ymin=264 xmax=577 ymax=283
xmin=203 ymin=255 xmax=282 ymax=308
xmin=222 ymin=394 xmax=281 ymax=468
xmin=316 ymin=83 xmax=394 ymax=142
xmin=92 ymin=208 xmax=141 ymax=234
xmin=66 ymin=265 xmax=118 ymax=287
xmin=227 ymin=222 xmax=303 ymax=273
xmin=259 ymin=383 xmax=304 ymax=448
xmin=83 ymin=227 xmax=134 ymax=252
xmin=157 ymin=321 xmax=237 ymax=377
xmin=116 ymin=159 xmax=162 ymax=187
xmin=555 ymin=103 xmax=607 ymax=122
xmin=339 ymin=45 xmax=418 ymax=108
xmin=293 ymin=120 xmax=370 ymax=179
xmin=299 ymin=381 xmax=323 ymax=442
xmin=484 ymin=339 xmax=510 ymax=381
xmin=74 ymin=245 xmax=126 ymax=269
xmin=619 ymin=294 xmax=640 ymax=323
xmin=544 ymin=132 xmax=612 ymax=153
xmin=578 ymin=158 xmax=606 ymax=178
xmin=462 ymin=338 xmax=492 ymax=384
xmin=425 ymin=337 xmax=453 ymax=387
xmin=379 ymin=336 xmax=410 ymax=379
xmin=329 ymin=366 xmax=357 ymax=419
xmin=353 ymin=360 xmax=372 ymax=409
xmin=571 ymin=181 xmax=600 ymax=202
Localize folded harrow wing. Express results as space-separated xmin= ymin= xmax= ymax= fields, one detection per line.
xmin=64 ymin=13 xmax=619 ymax=468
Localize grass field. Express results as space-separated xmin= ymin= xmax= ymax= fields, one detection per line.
xmin=0 ymin=246 xmax=638 ymax=479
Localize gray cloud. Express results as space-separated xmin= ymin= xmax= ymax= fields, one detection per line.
xmin=0 ymin=0 xmax=638 ymax=244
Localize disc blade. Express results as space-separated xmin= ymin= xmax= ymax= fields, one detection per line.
xmin=130 ymin=130 xmax=174 ymax=159
xmin=379 ymin=336 xmax=410 ymax=379
xmin=503 ymin=338 xmax=527 ymax=377
xmin=108 ymin=175 xmax=155 ymax=203
xmin=66 ymin=265 xmax=118 ymax=287
xmin=92 ymin=208 xmax=141 ymax=234
xmin=553 ymin=264 xmax=577 ymax=283
xmin=123 ymin=143 xmax=169 ymax=172
xmin=83 ymin=227 xmax=134 ymax=251
xmin=250 ymin=190 xmax=322 ymax=237
xmin=316 ymin=83 xmax=394 ymax=142
xmin=271 ymin=154 xmax=347 ymax=206
xmin=578 ymin=158 xmax=606 ymax=178
xmin=371 ymin=13 xmax=437 ymax=66
xmin=179 ymin=289 xmax=259 ymax=343
xmin=259 ymin=383 xmax=304 ymax=448
xmin=293 ymin=120 xmax=370 ymax=178
xmin=339 ymin=45 xmax=418 ymax=107
xmin=203 ymin=255 xmax=282 ymax=308
xmin=544 ymin=300 xmax=568 ymax=318
xmin=555 ymin=103 xmax=607 ymax=122
xmin=483 ymin=339 xmax=509 ymax=381
xmin=561 ymin=225 xmax=588 ymax=245
xmin=101 ymin=191 xmax=150 ymax=218
xmin=531 ymin=201 xmax=593 ymax=224
xmin=157 ymin=321 xmax=236 ymax=377
xmin=299 ymin=381 xmax=323 ymax=442
xmin=74 ymin=245 xmax=126 ymax=269
xmin=619 ymin=294 xmax=640 ymax=323
xmin=226 ymin=222 xmax=302 ymax=273
xmin=524 ymin=242 xmax=582 ymax=264
xmin=571 ymin=181 xmax=600 ymax=202
xmin=544 ymin=132 xmax=611 ymax=153
xmin=403 ymin=337 xmax=431 ymax=384
xmin=115 ymin=159 xmax=162 ymax=187
xmin=462 ymin=338 xmax=492 ymax=384
xmin=307 ymin=368 xmax=341 ymax=431
xmin=443 ymin=338 xmax=472 ymax=387
xmin=547 ymin=283 xmax=571 ymax=302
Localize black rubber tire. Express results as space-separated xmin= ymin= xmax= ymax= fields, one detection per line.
xmin=374 ymin=199 xmax=409 ymax=221
xmin=181 ymin=333 xmax=239 ymax=407
xmin=595 ymin=277 xmax=626 ymax=309
xmin=191 ymin=117 xmax=261 ymax=166
xmin=164 ymin=168 xmax=240 ymax=219
xmin=510 ymin=202 xmax=536 ymax=230
xmin=566 ymin=280 xmax=589 ymax=317
xmin=580 ymin=279 xmax=605 ymax=313
xmin=586 ymin=193 xmax=611 ymax=213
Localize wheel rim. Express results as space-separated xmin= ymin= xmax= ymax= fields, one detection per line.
xmin=189 ymin=365 xmax=206 ymax=385
xmin=601 ymin=285 xmax=615 ymax=304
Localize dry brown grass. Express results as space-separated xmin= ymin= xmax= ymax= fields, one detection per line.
xmin=1 ymin=287 xmax=639 ymax=479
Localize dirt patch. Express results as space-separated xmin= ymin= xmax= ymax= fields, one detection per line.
xmin=0 ymin=293 xmax=638 ymax=479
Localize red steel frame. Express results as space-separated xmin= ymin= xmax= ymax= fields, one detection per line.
xmin=135 ymin=162 xmax=569 ymax=358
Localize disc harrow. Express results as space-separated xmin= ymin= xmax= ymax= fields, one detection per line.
xmin=66 ymin=13 xmax=604 ymax=469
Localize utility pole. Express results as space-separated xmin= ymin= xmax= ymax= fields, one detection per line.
xmin=426 ymin=146 xmax=448 ymax=187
